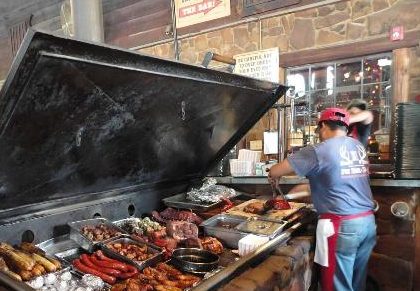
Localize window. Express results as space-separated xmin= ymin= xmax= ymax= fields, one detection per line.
xmin=285 ymin=53 xmax=392 ymax=149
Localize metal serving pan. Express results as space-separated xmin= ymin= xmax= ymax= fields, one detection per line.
xmin=235 ymin=219 xmax=287 ymax=238
xmin=171 ymin=248 xmax=219 ymax=274
xmin=200 ymin=214 xmax=248 ymax=249
xmin=113 ymin=217 xmax=164 ymax=236
xmin=68 ymin=218 xmax=127 ymax=252
xmin=100 ymin=235 xmax=163 ymax=271
xmin=163 ymin=193 xmax=221 ymax=211
xmin=163 ymin=191 xmax=252 ymax=211
xmin=54 ymin=247 xmax=89 ymax=265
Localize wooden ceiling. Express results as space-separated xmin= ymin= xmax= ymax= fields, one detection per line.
xmin=103 ymin=0 xmax=172 ymax=48
xmin=0 ymin=0 xmax=172 ymax=79
xmin=0 ymin=0 xmax=323 ymax=80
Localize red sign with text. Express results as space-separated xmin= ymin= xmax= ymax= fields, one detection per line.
xmin=390 ymin=26 xmax=404 ymax=41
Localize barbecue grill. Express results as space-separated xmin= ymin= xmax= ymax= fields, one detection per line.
xmin=0 ymin=29 xmax=312 ymax=290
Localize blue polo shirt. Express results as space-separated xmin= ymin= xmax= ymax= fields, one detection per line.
xmin=288 ymin=136 xmax=374 ymax=215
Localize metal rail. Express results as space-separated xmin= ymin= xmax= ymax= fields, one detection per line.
xmin=213 ymin=176 xmax=420 ymax=188
xmin=0 ymin=272 xmax=33 ymax=291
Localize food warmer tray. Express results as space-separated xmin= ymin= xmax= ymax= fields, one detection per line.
xmin=200 ymin=214 xmax=249 ymax=249
xmin=162 ymin=192 xmax=222 ymax=211
xmin=100 ymin=235 xmax=164 ymax=271
xmin=163 ymin=191 xmax=253 ymax=211
xmin=235 ymin=219 xmax=287 ymax=238
xmin=68 ymin=218 xmax=127 ymax=252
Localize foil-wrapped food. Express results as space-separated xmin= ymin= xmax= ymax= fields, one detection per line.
xmin=186 ymin=178 xmax=236 ymax=204
xmin=27 ymin=271 xmax=105 ymax=291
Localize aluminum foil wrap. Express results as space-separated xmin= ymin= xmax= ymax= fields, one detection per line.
xmin=186 ymin=178 xmax=236 ymax=203
xmin=27 ymin=271 xmax=105 ymax=291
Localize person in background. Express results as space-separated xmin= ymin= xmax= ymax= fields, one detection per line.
xmin=347 ymin=99 xmax=374 ymax=147
xmin=269 ymin=108 xmax=376 ymax=291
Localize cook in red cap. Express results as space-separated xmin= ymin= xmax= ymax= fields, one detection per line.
xmin=269 ymin=107 xmax=376 ymax=291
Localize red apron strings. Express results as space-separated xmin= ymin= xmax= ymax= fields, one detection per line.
xmin=319 ymin=210 xmax=374 ymax=291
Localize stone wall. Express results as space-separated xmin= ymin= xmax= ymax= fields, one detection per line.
xmin=139 ymin=0 xmax=420 ymax=69
xmin=221 ymin=236 xmax=316 ymax=291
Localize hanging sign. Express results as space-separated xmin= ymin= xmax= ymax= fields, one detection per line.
xmin=175 ymin=0 xmax=231 ymax=28
xmin=233 ymin=48 xmax=279 ymax=83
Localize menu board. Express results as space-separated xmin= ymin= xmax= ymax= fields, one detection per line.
xmin=175 ymin=0 xmax=231 ymax=28
xmin=234 ymin=48 xmax=279 ymax=83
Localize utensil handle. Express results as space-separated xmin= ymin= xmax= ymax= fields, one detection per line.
xmin=284 ymin=191 xmax=310 ymax=200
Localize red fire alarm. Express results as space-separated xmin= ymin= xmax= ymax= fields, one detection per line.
xmin=390 ymin=26 xmax=404 ymax=41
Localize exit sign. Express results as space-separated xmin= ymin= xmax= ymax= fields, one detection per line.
xmin=390 ymin=26 xmax=404 ymax=41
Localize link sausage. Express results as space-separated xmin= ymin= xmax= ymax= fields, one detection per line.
xmin=73 ymin=259 xmax=116 ymax=285
xmin=80 ymin=254 xmax=121 ymax=277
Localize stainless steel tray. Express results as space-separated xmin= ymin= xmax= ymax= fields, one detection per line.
xmin=68 ymin=218 xmax=127 ymax=252
xmin=163 ymin=192 xmax=221 ymax=211
xmin=54 ymin=247 xmax=89 ymax=264
xmin=113 ymin=217 xmax=164 ymax=236
xmin=37 ymin=235 xmax=81 ymax=256
xmin=235 ymin=219 xmax=287 ymax=238
xmin=200 ymin=214 xmax=248 ymax=249
xmin=162 ymin=191 xmax=251 ymax=211
xmin=100 ymin=235 xmax=163 ymax=271
xmin=113 ymin=217 xmax=144 ymax=236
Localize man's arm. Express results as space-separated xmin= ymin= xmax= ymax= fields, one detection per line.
xmin=269 ymin=159 xmax=295 ymax=179
xmin=349 ymin=110 xmax=373 ymax=125
xmin=288 ymin=183 xmax=310 ymax=194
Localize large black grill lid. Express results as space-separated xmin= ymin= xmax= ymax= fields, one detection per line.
xmin=0 ymin=30 xmax=286 ymax=211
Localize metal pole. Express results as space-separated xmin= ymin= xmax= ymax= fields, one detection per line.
xmin=171 ymin=0 xmax=180 ymax=60
xmin=277 ymin=105 xmax=283 ymax=162
xmin=70 ymin=0 xmax=104 ymax=42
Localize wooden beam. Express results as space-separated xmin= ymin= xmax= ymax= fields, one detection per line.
xmin=108 ymin=26 xmax=172 ymax=49
xmin=104 ymin=0 xmax=168 ymax=26
xmin=105 ymin=9 xmax=170 ymax=40
xmin=393 ymin=48 xmax=411 ymax=103
xmin=279 ymin=30 xmax=420 ymax=67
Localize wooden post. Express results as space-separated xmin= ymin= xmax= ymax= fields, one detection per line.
xmin=390 ymin=48 xmax=411 ymax=161
xmin=393 ymin=48 xmax=411 ymax=103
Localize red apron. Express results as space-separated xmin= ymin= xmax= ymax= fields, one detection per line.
xmin=319 ymin=210 xmax=374 ymax=291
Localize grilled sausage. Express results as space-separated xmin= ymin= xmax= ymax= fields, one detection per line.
xmin=18 ymin=270 xmax=33 ymax=281
xmin=18 ymin=243 xmax=46 ymax=256
xmin=81 ymin=255 xmax=121 ymax=277
xmin=48 ymin=257 xmax=61 ymax=270
xmin=0 ymin=249 xmax=35 ymax=271
xmin=94 ymin=251 xmax=129 ymax=272
xmin=73 ymin=259 xmax=116 ymax=285
xmin=32 ymin=253 xmax=57 ymax=272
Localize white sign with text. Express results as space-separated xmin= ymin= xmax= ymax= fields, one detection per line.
xmin=234 ymin=48 xmax=279 ymax=83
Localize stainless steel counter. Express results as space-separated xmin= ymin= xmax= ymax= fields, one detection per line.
xmin=213 ymin=176 xmax=420 ymax=187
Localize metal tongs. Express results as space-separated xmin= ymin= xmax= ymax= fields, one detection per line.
xmin=270 ymin=181 xmax=287 ymax=201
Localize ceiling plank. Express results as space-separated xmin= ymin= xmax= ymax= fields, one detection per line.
xmin=104 ymin=0 xmax=169 ymax=26
xmin=105 ymin=9 xmax=170 ymax=40
xmin=109 ymin=26 xmax=172 ymax=48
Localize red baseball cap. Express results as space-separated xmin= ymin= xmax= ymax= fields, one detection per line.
xmin=318 ymin=108 xmax=350 ymax=127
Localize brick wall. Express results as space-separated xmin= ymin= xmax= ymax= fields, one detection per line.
xmin=221 ymin=236 xmax=316 ymax=291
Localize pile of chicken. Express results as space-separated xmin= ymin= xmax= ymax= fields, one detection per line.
xmin=111 ymin=262 xmax=200 ymax=291
xmin=0 ymin=242 xmax=61 ymax=281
